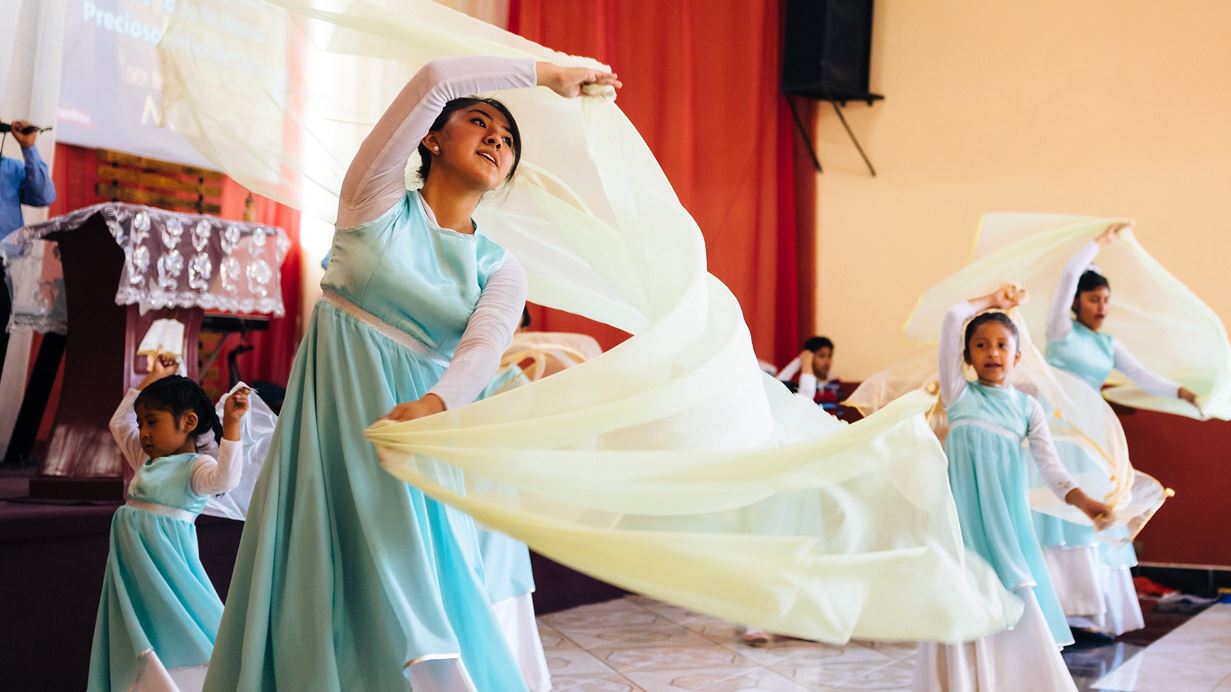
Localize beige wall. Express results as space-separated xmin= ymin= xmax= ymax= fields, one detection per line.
xmin=815 ymin=1 xmax=1231 ymax=379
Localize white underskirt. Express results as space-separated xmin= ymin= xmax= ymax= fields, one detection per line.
xmin=132 ymin=651 xmax=207 ymax=692
xmin=405 ymin=654 xmax=476 ymax=692
xmin=1067 ymin=565 xmax=1144 ymax=637
xmin=913 ymin=589 xmax=1077 ymax=692
xmin=492 ymin=592 xmax=552 ymax=692
xmin=404 ymin=591 xmax=550 ymax=691
xmin=1042 ymin=545 xmax=1104 ymax=617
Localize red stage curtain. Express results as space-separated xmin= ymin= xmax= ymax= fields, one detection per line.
xmin=510 ymin=0 xmax=817 ymax=365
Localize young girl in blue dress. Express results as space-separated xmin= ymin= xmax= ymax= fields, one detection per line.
xmin=914 ymin=288 xmax=1108 ymax=692
xmin=89 ymin=356 xmax=248 ymax=691
xmin=1034 ymin=223 xmax=1198 ymax=638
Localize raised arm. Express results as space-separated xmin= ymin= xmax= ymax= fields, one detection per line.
xmin=109 ymin=389 xmax=146 ymax=472
xmin=11 ymin=123 xmax=55 ymax=208
xmin=797 ymin=373 xmax=818 ymax=401
xmin=776 ymin=356 xmax=801 ymax=383
xmin=939 ymin=302 xmax=976 ymax=407
xmin=192 ymin=387 xmax=250 ymax=494
xmin=17 ymin=147 xmax=54 ymax=207
xmin=335 ymin=57 xmax=538 ymax=229
xmin=427 ymin=256 xmax=528 ymax=410
xmin=190 ymin=441 xmax=244 ymax=495
xmin=1047 ymin=241 xmax=1100 ymax=342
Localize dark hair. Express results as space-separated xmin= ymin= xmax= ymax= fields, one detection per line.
xmin=1075 ymin=270 xmax=1110 ymax=298
xmin=416 ymin=97 xmax=522 ymax=184
xmin=521 ymin=306 xmax=532 ymax=329
xmin=963 ymin=312 xmax=1019 ymax=361
xmin=802 ymin=336 xmax=834 ymax=353
xmin=134 ymin=376 xmax=222 ymax=443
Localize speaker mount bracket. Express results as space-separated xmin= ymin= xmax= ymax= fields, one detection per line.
xmin=783 ymin=89 xmax=881 ymax=176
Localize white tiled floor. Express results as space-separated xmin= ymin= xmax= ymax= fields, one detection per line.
xmin=538 ymin=596 xmax=916 ymax=691
xmin=1093 ymin=604 xmax=1231 ymax=692
xmin=540 ymin=597 xmax=1231 ymax=691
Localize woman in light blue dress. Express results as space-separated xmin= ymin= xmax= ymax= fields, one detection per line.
xmin=90 ymin=362 xmax=248 ymax=691
xmin=1033 ymin=223 xmax=1198 ymax=638
xmin=914 ymin=289 xmax=1108 ymax=692
xmin=202 ymin=57 xmax=619 ymax=691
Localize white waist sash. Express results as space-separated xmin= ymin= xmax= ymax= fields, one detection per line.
xmin=948 ymin=418 xmax=1025 ymax=444
xmin=125 ymin=499 xmax=196 ymax=523
xmin=320 ymin=290 xmax=450 ymax=368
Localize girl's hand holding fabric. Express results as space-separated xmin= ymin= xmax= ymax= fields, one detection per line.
xmin=1065 ymin=488 xmax=1111 ymax=526
xmin=536 ymin=63 xmax=622 ymax=98
xmin=223 ymin=388 xmax=250 ymax=441
xmin=1095 ymin=222 xmax=1128 ymax=247
xmin=385 ymin=394 xmax=447 ymax=422
xmin=992 ymin=285 xmax=1027 ymax=311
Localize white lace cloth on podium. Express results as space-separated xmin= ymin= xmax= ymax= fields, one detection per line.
xmin=2 ymin=202 xmax=290 ymax=333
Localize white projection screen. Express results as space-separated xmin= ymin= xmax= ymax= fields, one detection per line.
xmin=57 ymin=0 xmax=286 ymax=171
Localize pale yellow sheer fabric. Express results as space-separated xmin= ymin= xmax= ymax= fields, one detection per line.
xmin=159 ymin=0 xmax=1024 ymax=643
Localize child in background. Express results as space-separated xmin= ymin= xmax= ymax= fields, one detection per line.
xmin=778 ymin=336 xmax=842 ymax=410
xmin=88 ymin=355 xmax=248 ymax=691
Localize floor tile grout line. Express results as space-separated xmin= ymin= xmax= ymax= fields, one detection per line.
xmin=538 ymin=616 xmax=626 ymax=678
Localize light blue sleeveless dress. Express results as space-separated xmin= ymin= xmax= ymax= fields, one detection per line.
xmin=203 ymin=190 xmax=527 ymax=691
xmin=1034 ymin=320 xmax=1136 ymax=568
xmin=88 ymin=453 xmax=220 ymax=691
xmin=945 ymin=382 xmax=1074 ymax=646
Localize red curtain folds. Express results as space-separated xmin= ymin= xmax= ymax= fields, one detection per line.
xmin=510 ymin=0 xmax=817 ymax=365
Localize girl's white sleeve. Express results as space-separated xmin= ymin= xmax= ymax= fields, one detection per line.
xmin=1026 ymin=397 xmax=1078 ymax=500
xmin=940 ymin=302 xmax=976 ymax=407
xmin=190 ymin=440 xmax=245 ymax=496
xmin=1047 ymin=241 xmax=1100 ymax=342
xmin=109 ymin=389 xmax=146 ymax=472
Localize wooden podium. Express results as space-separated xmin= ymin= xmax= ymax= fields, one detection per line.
xmin=7 ymin=203 xmax=287 ymax=500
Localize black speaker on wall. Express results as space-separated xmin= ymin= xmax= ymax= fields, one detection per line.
xmin=782 ymin=0 xmax=881 ymax=104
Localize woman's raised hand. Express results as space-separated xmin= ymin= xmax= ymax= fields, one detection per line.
xmin=536 ymin=63 xmax=622 ymax=98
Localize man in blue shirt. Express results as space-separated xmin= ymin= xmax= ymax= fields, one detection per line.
xmin=1 ymin=120 xmax=57 ymax=373
xmin=1 ymin=120 xmax=55 ymax=239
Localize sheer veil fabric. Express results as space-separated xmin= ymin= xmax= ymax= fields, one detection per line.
xmin=160 ymin=0 xmax=1027 ymax=643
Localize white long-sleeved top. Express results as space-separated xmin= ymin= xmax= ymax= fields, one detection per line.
xmin=110 ymin=389 xmax=243 ymax=496
xmin=335 ymin=56 xmax=537 ymax=411
xmin=1047 ymin=240 xmax=1181 ymax=398
xmin=941 ymin=302 xmax=1077 ymax=500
